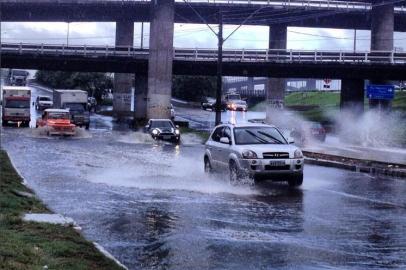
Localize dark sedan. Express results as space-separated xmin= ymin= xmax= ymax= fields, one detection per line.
xmin=144 ymin=119 xmax=180 ymax=143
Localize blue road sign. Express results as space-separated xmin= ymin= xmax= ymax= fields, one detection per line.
xmin=366 ymin=85 xmax=395 ymax=100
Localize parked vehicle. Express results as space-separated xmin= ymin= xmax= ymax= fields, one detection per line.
xmin=53 ymin=89 xmax=90 ymax=129
xmin=170 ymin=104 xmax=175 ymax=120
xmin=204 ymin=123 xmax=304 ymax=187
xmin=36 ymin=109 xmax=76 ymax=136
xmin=35 ymin=96 xmax=53 ymax=110
xmin=290 ymin=121 xmax=326 ymax=146
xmin=2 ymin=86 xmax=31 ymax=127
xmin=8 ymin=69 xmax=29 ymax=86
xmin=87 ymin=97 xmax=97 ymax=112
xmin=145 ymin=119 xmax=180 ymax=143
xmin=201 ymin=97 xmax=227 ymax=111
xmin=224 ymin=93 xmax=247 ymax=111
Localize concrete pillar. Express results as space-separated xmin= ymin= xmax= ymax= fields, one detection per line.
xmin=134 ymin=75 xmax=148 ymax=120
xmin=307 ymin=79 xmax=317 ymax=91
xmin=113 ymin=20 xmax=134 ymax=114
xmin=340 ymin=79 xmax=365 ymax=114
xmin=147 ymin=0 xmax=174 ymax=119
xmin=266 ymin=24 xmax=287 ymax=119
xmin=370 ymin=1 xmax=394 ymax=110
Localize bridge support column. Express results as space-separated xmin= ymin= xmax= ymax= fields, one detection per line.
xmin=113 ymin=20 xmax=134 ymax=117
xmin=134 ymin=75 xmax=148 ymax=120
xmin=370 ymin=1 xmax=394 ymax=110
xmin=147 ymin=0 xmax=174 ymax=119
xmin=266 ymin=24 xmax=287 ymax=122
xmin=340 ymin=79 xmax=365 ymax=114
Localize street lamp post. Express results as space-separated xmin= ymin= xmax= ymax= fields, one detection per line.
xmin=215 ymin=11 xmax=223 ymax=126
xmin=66 ymin=22 xmax=70 ymax=46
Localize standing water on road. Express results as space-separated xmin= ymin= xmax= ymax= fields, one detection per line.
xmin=2 ymin=125 xmax=406 ymax=270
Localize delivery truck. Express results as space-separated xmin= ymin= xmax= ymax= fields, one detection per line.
xmin=53 ymin=89 xmax=90 ymax=129
xmin=2 ymin=86 xmax=31 ymax=127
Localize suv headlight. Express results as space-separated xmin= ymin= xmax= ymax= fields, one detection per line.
xmin=152 ymin=129 xmax=159 ymax=135
xmin=175 ymin=129 xmax=180 ymax=135
xmin=294 ymin=149 xmax=303 ymax=158
xmin=242 ymin=150 xmax=257 ymax=159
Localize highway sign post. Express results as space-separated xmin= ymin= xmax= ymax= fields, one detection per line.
xmin=366 ymin=85 xmax=395 ymax=100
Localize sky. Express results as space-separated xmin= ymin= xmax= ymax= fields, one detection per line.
xmin=2 ymin=22 xmax=406 ymax=51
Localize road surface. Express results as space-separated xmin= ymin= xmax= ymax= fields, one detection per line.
xmin=1 ymin=85 xmax=406 ymax=269
xmin=2 ymin=104 xmax=406 ymax=269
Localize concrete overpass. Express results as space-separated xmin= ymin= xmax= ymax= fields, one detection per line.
xmin=1 ymin=0 xmax=406 ymax=31
xmin=2 ymin=43 xmax=405 ymax=79
xmin=2 ymin=0 xmax=405 ymax=118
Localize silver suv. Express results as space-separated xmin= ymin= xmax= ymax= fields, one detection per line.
xmin=204 ymin=123 xmax=304 ymax=187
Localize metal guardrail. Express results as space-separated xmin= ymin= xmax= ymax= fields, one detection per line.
xmin=4 ymin=0 xmax=406 ymax=13
xmin=2 ymin=43 xmax=406 ymax=64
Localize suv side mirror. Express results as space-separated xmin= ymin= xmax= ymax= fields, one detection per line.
xmin=220 ymin=137 xmax=230 ymax=145
xmin=287 ymin=137 xmax=295 ymax=144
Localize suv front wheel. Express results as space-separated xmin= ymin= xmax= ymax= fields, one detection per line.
xmin=229 ymin=160 xmax=240 ymax=185
xmin=288 ymin=173 xmax=303 ymax=187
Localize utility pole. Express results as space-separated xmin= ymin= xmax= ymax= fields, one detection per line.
xmin=140 ymin=22 xmax=144 ymax=49
xmin=67 ymin=22 xmax=70 ymax=46
xmin=353 ymin=29 xmax=357 ymax=52
xmin=215 ymin=11 xmax=223 ymax=126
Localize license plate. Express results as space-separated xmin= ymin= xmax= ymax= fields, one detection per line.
xmin=163 ymin=135 xmax=171 ymax=140
xmin=269 ymin=161 xmax=285 ymax=166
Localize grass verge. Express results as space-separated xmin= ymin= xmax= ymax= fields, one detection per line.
xmin=0 ymin=150 xmax=124 ymax=270
xmin=180 ymin=127 xmax=210 ymax=142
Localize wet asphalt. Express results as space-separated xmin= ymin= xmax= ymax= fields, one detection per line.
xmin=1 ymin=86 xmax=406 ymax=269
xmin=1 ymin=118 xmax=406 ymax=269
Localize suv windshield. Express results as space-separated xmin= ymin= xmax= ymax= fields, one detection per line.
xmin=150 ymin=121 xmax=174 ymax=129
xmin=234 ymin=127 xmax=287 ymax=145
xmin=5 ymin=99 xmax=30 ymax=109
xmin=39 ymin=97 xmax=51 ymax=101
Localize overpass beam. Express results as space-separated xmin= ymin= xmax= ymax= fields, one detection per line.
xmin=340 ymin=79 xmax=365 ymax=114
xmin=113 ymin=20 xmax=134 ymax=116
xmin=147 ymin=0 xmax=174 ymax=119
xmin=266 ymin=24 xmax=287 ymax=120
xmin=370 ymin=1 xmax=394 ymax=110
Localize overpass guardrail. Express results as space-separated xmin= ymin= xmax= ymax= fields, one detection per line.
xmin=8 ymin=0 xmax=406 ymax=13
xmin=2 ymin=43 xmax=406 ymax=64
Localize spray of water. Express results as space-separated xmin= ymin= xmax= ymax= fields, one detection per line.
xmin=28 ymin=127 xmax=92 ymax=139
xmin=332 ymin=109 xmax=406 ymax=148
xmin=86 ymin=153 xmax=257 ymax=195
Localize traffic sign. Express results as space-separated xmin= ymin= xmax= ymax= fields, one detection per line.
xmin=366 ymin=85 xmax=395 ymax=100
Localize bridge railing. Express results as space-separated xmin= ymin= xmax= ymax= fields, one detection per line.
xmin=13 ymin=0 xmax=406 ymax=13
xmin=2 ymin=43 xmax=406 ymax=64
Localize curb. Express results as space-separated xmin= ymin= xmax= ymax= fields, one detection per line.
xmin=305 ymin=157 xmax=406 ymax=179
xmin=3 ymin=150 xmax=128 ymax=270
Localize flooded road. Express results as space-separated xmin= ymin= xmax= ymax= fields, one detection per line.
xmin=1 ymin=123 xmax=406 ymax=270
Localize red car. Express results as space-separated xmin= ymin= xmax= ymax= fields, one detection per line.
xmin=36 ymin=109 xmax=76 ymax=136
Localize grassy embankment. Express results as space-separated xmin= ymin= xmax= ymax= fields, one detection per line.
xmin=0 ymin=150 xmax=124 ymax=270
xmin=251 ymin=91 xmax=406 ymax=123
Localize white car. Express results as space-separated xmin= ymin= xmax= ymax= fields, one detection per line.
xmin=35 ymin=96 xmax=53 ymax=110
xmin=204 ymin=123 xmax=304 ymax=186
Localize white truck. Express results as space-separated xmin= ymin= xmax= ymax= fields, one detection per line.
xmin=2 ymin=86 xmax=31 ymax=127
xmin=8 ymin=69 xmax=29 ymax=86
xmin=53 ymin=89 xmax=90 ymax=129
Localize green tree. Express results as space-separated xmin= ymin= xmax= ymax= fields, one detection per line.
xmin=172 ymin=76 xmax=216 ymax=102
xmin=35 ymin=71 xmax=113 ymax=102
